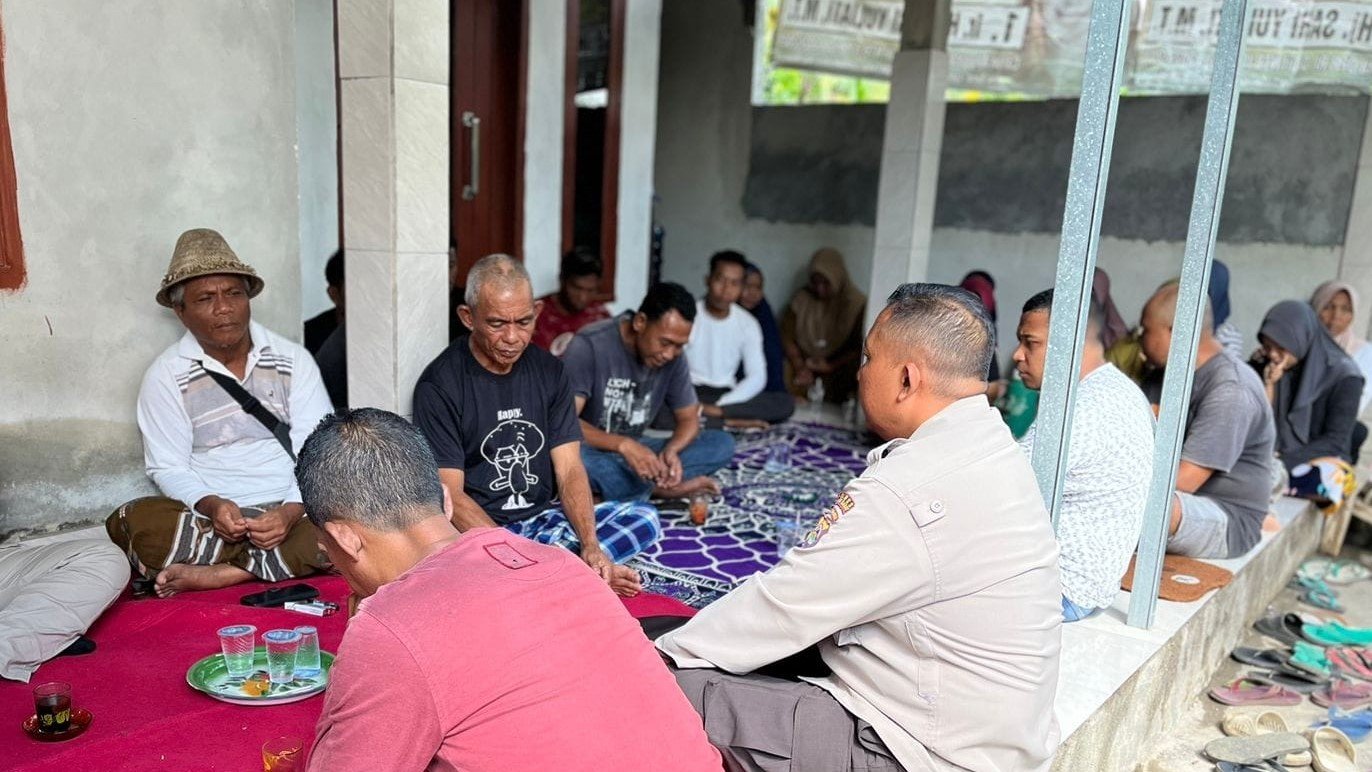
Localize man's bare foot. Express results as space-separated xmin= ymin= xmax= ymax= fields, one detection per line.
xmin=609 ymin=564 xmax=642 ymax=597
xmin=724 ymin=418 xmax=770 ymax=431
xmin=654 ymin=476 xmax=721 ymax=499
xmin=154 ymin=563 xmax=254 ymax=598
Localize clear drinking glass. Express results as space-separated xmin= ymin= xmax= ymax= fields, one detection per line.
xmin=218 ymin=624 xmax=258 ymax=678
xmin=293 ymin=626 xmax=321 ymax=678
xmin=763 ymin=443 xmax=792 ymax=473
xmin=262 ymin=629 xmax=302 ymax=684
xmin=262 ymin=736 xmax=304 ymax=771
xmin=32 ymin=681 xmax=72 ymax=734
xmin=775 ymin=514 xmax=803 ymax=559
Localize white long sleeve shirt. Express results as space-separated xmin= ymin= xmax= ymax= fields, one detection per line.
xmin=685 ymin=300 xmax=767 ymax=406
xmin=136 ymin=320 xmax=332 ymax=508
xmin=658 ymin=397 xmax=1063 ymax=772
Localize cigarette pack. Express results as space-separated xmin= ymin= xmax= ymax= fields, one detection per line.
xmin=284 ymin=600 xmax=337 ymax=617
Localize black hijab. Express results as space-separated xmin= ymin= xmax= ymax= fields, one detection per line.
xmin=1259 ymin=300 xmax=1362 ymax=449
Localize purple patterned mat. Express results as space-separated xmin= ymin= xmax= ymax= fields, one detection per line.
xmin=630 ymin=421 xmax=874 ymax=608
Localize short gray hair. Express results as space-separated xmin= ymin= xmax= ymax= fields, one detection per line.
xmin=464 ymin=253 xmax=531 ymax=308
xmin=295 ymin=408 xmax=445 ymax=531
xmin=883 ymin=283 xmax=995 ymax=384
xmin=167 ymin=275 xmax=251 ymax=308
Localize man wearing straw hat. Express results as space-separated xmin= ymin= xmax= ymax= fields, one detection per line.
xmin=105 ymin=229 xmax=332 ymax=597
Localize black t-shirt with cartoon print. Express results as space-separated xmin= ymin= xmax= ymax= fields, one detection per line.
xmin=413 ymin=338 xmax=582 ymax=525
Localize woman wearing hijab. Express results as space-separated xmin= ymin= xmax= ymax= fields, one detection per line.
xmin=1255 ymin=300 xmax=1365 ymax=471
xmin=959 ymin=271 xmax=1007 ymax=401
xmin=1209 ymin=260 xmax=1244 ymax=359
xmin=781 ymin=248 xmax=867 ymax=404
xmin=1092 ymin=268 xmax=1130 ymax=350
xmin=1311 ymin=280 xmax=1372 ymax=415
xmin=1100 ymin=268 xmax=1150 ymax=382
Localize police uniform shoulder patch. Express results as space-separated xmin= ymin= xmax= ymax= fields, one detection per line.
xmin=798 ymin=490 xmax=858 ymax=548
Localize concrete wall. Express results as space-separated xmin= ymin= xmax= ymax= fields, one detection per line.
xmin=0 ymin=0 xmax=323 ymax=536
xmin=656 ymin=0 xmax=1362 ymax=363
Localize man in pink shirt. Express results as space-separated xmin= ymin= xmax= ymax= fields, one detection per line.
xmin=296 ymin=408 xmax=721 ymax=772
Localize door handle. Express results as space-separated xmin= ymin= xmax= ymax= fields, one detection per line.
xmin=462 ymin=111 xmax=481 ymax=201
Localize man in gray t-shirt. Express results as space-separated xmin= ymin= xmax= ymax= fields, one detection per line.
xmin=1140 ymin=283 xmax=1277 ymax=558
xmin=561 ymin=282 xmax=735 ymax=502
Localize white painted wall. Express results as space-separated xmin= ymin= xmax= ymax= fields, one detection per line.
xmin=0 ymin=1 xmax=329 ymax=534
xmin=295 ymin=0 xmax=341 ymax=321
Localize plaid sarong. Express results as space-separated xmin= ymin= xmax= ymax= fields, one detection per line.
xmin=105 ymin=496 xmax=326 ymax=583
xmin=504 ymin=500 xmax=662 ymax=564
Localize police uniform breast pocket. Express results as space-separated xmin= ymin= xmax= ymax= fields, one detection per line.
xmin=910 ymin=498 xmax=947 ymax=527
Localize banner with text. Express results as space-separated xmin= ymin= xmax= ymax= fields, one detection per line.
xmin=1129 ymin=0 xmax=1372 ymax=94
xmin=766 ymin=0 xmax=1372 ymax=100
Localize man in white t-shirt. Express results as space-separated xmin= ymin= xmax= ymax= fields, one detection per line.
xmin=685 ymin=251 xmax=795 ymax=427
xmin=1014 ymin=289 xmax=1156 ymax=622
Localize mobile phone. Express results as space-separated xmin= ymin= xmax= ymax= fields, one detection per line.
xmin=240 ymin=583 xmax=320 ymax=608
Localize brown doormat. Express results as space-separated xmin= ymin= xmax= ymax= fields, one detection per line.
xmin=1120 ymin=554 xmax=1234 ymax=602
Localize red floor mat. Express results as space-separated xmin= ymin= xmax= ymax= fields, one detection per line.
xmin=3 ymin=576 xmax=693 ymax=770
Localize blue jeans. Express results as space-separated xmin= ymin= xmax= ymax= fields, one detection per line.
xmin=1062 ymin=596 xmax=1100 ymax=623
xmin=581 ymin=430 xmax=736 ymax=501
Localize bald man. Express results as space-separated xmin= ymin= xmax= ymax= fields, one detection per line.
xmin=657 ymin=283 xmax=1062 ymax=772
xmin=1138 ymin=281 xmax=1276 ymax=559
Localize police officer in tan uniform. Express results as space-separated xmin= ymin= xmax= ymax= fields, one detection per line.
xmin=657 ymin=283 xmax=1063 ymax=772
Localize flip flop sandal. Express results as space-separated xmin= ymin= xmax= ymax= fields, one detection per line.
xmin=1224 ymin=709 xmax=1292 ymax=737
xmin=1266 ymin=669 xmax=1327 ymax=693
xmin=1204 ymin=733 xmax=1310 ymax=765
xmin=1304 ymin=726 xmax=1358 ymax=772
xmin=1326 ymin=648 xmax=1372 ymax=681
xmin=1300 ymin=587 xmax=1345 ymax=614
xmin=1255 ymin=614 xmax=1305 ymax=647
xmin=1289 ymin=641 xmax=1333 ymax=679
xmin=1220 ymin=711 xmax=1311 ymax=767
xmin=1234 ymin=647 xmax=1294 ymax=670
xmin=1297 ymin=558 xmax=1333 ymax=583
xmin=1305 ymin=622 xmax=1372 ymax=647
xmin=1311 ymin=679 xmax=1372 ymax=710
xmin=1211 ymin=676 xmax=1304 ymax=707
xmin=1215 ymin=762 xmax=1291 ymax=772
xmin=1323 ymin=560 xmax=1372 ymax=585
xmin=1312 ymin=707 xmax=1372 ymax=743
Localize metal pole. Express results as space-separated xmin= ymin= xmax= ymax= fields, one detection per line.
xmin=1128 ymin=0 xmax=1250 ymax=628
xmin=1030 ymin=0 xmax=1131 ymax=524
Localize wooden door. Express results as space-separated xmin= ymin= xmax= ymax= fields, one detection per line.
xmin=451 ymin=0 xmax=524 ymax=279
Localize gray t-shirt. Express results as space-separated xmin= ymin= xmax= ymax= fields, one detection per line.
xmin=562 ymin=314 xmax=698 ymax=438
xmin=1147 ymin=352 xmax=1276 ymax=556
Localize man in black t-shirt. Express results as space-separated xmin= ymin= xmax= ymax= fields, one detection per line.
xmin=413 ymin=255 xmax=657 ymax=595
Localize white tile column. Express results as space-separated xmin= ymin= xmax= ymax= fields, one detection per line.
xmin=338 ymin=0 xmax=450 ymax=415
xmin=524 ymin=0 xmax=568 ymax=296
xmin=867 ymin=0 xmax=950 ymax=329
xmin=1339 ymin=107 xmax=1372 ymax=339
xmin=613 ymin=0 xmax=664 ymax=311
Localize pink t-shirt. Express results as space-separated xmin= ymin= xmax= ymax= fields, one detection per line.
xmin=309 ymin=528 xmax=721 ymax=772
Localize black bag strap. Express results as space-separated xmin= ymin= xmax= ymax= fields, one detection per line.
xmin=203 ymin=368 xmax=295 ymax=461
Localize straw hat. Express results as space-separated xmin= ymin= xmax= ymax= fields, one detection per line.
xmin=156 ymin=228 xmax=264 ymax=307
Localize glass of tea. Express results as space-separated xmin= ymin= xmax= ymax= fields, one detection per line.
xmin=33 ymin=682 xmax=72 ymax=734
xmin=688 ymin=492 xmax=710 ymax=525
xmin=262 ymin=736 xmax=304 ymax=771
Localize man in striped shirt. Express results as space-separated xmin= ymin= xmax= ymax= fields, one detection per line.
xmin=106 ymin=229 xmax=332 ymax=597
